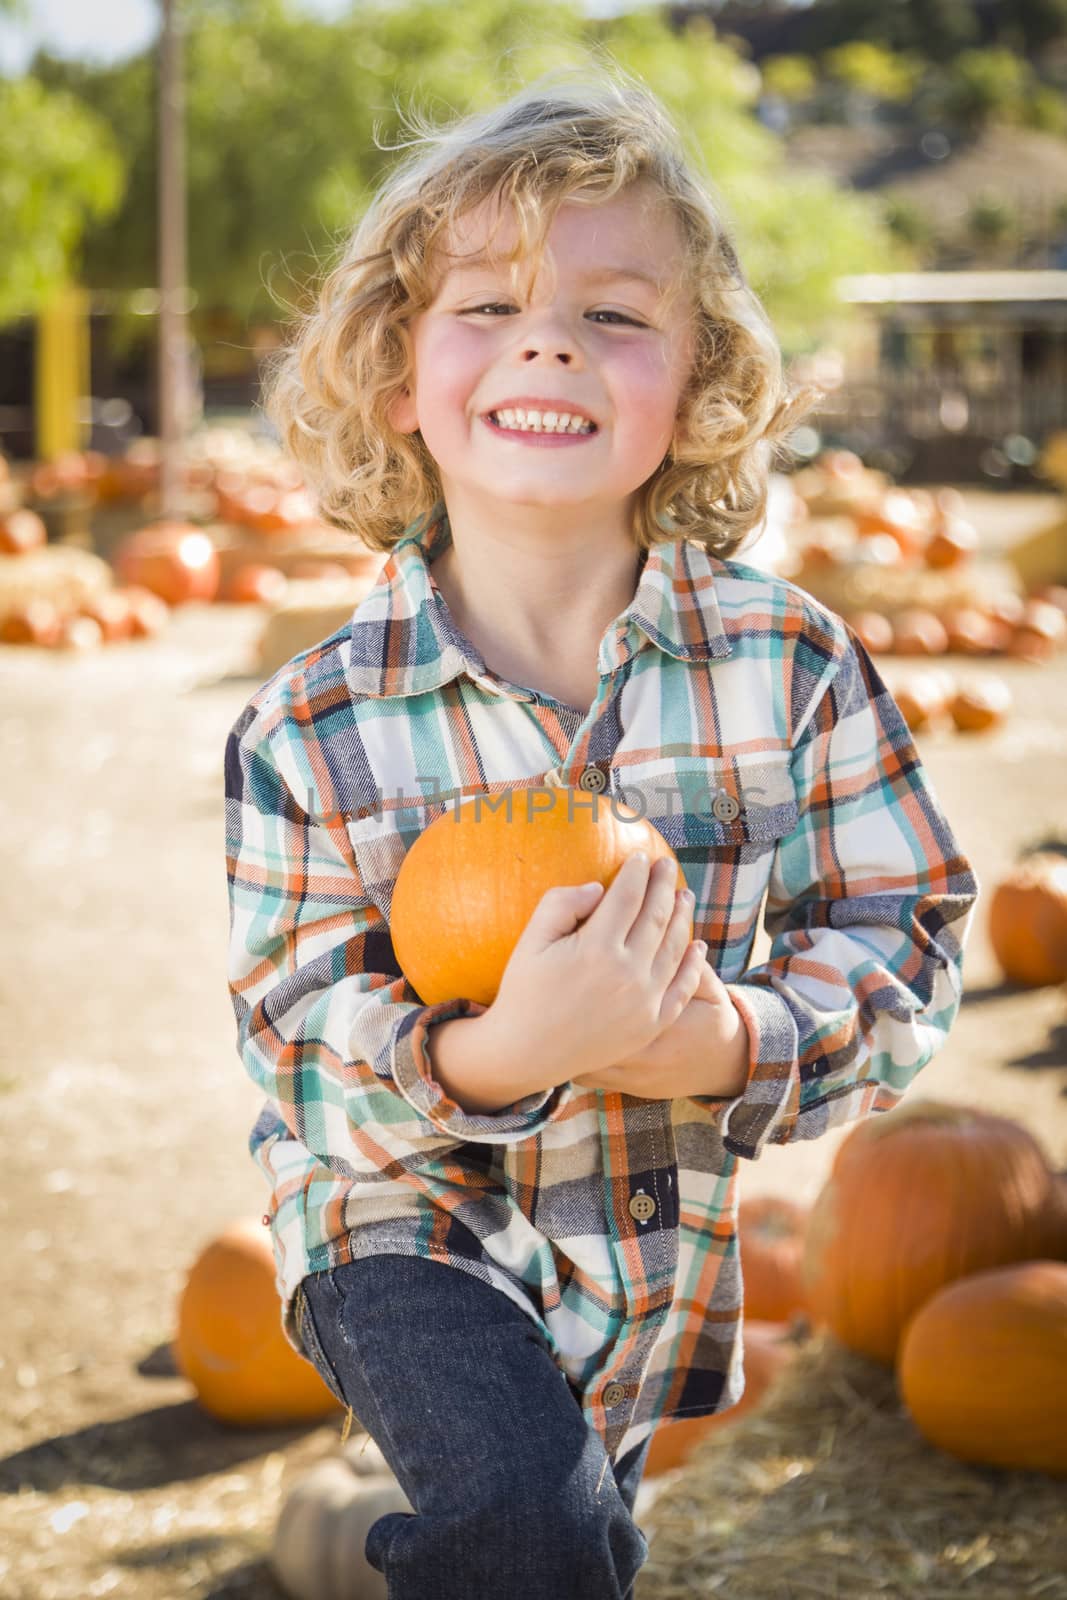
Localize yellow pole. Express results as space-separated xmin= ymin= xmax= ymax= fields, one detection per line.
xmin=35 ymin=282 xmax=90 ymax=462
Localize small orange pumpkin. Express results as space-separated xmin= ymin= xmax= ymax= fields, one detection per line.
xmin=223 ymin=562 xmax=288 ymax=605
xmin=175 ymin=1218 xmax=341 ymax=1425
xmin=643 ymin=1321 xmax=797 ymax=1477
xmin=803 ymin=1100 xmax=1064 ymax=1367
xmin=898 ymin=1260 xmax=1067 ymax=1477
xmin=948 ymin=676 xmax=1012 ymax=733
xmin=391 ymin=787 xmax=687 ymax=1007
xmin=737 ymin=1195 xmax=810 ymax=1323
xmin=988 ymin=852 xmax=1067 ymax=987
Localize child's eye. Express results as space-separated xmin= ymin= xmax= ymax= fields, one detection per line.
xmin=586 ymin=310 xmax=646 ymax=328
xmin=462 ymin=302 xmax=517 ymax=316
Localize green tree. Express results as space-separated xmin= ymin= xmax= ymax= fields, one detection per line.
xmin=760 ymin=54 xmax=818 ymax=104
xmin=31 ymin=0 xmax=903 ymax=351
xmin=821 ymin=43 xmax=923 ymax=103
xmin=0 ymin=75 xmax=124 ymax=323
xmin=939 ymin=47 xmax=1033 ymax=130
xmin=805 ymin=0 xmax=979 ymax=62
xmin=965 ymin=194 xmax=1018 ymax=262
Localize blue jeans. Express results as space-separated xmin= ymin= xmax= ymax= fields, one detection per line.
xmin=298 ymin=1254 xmax=652 ymax=1600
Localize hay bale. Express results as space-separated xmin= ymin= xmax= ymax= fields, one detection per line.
xmin=209 ymin=524 xmax=386 ymax=585
xmin=0 ymin=546 xmax=113 ymax=622
xmin=793 ymin=559 xmax=1021 ymax=621
xmin=636 ymin=1335 xmax=1067 ymax=1600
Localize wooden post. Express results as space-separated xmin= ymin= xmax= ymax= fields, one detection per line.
xmin=159 ymin=0 xmax=188 ymax=519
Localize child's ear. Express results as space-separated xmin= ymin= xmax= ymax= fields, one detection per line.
xmin=388 ymin=385 xmax=419 ymax=434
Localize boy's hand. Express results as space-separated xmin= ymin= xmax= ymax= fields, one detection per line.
xmin=570 ymin=958 xmax=751 ymax=1101
xmin=483 ymin=854 xmax=708 ymax=1093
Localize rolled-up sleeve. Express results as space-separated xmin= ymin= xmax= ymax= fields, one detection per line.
xmin=716 ymin=629 xmax=978 ymax=1160
xmin=224 ymin=704 xmax=563 ymax=1179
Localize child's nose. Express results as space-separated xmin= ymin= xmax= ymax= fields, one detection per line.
xmin=521 ymin=346 xmax=575 ymax=365
xmin=515 ymin=308 xmax=584 ymax=368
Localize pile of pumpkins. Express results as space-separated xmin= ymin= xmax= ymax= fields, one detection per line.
xmin=783 ymin=450 xmax=1067 ymax=667
xmin=883 ymin=665 xmax=1012 ymax=736
xmin=0 ymin=463 xmax=169 ymax=648
xmin=173 ymin=1104 xmax=1067 ymax=1486
xmin=7 ymin=435 xmax=385 ymax=629
xmin=649 ymin=1099 xmax=1067 ymax=1481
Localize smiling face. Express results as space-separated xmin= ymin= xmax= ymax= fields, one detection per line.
xmin=390 ymin=180 xmax=696 ymax=532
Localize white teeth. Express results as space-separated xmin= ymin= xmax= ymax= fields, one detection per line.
xmin=490 ymin=408 xmax=593 ymax=434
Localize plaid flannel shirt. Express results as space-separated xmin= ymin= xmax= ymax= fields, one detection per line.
xmin=224 ymin=505 xmax=978 ymax=1464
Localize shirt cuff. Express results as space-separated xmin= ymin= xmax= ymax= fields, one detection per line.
xmin=713 ymin=981 xmax=801 ymax=1160
xmin=392 ymin=997 xmax=564 ymax=1140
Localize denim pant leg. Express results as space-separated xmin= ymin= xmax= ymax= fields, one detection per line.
xmin=299 ymin=1254 xmax=651 ymax=1600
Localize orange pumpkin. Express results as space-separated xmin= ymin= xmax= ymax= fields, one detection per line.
xmin=223 ymin=562 xmax=288 ymax=605
xmin=948 ymin=676 xmax=1012 ymax=733
xmin=119 ymin=585 xmax=170 ymax=638
xmin=846 ymin=611 xmax=894 ymax=656
xmin=113 ymin=521 xmax=220 ymax=606
xmin=988 ymin=852 xmax=1067 ymax=987
xmin=737 ymin=1195 xmax=810 ymax=1323
xmin=898 ymin=1260 xmax=1067 ymax=1477
xmin=891 ymin=608 xmax=949 ymax=656
xmin=391 ymin=787 xmax=687 ymax=1007
xmin=175 ymin=1218 xmax=341 ymax=1426
xmin=643 ymin=1321 xmax=797 ymax=1477
xmin=0 ymin=599 xmax=64 ymax=646
xmin=0 ymin=508 xmax=47 ymax=555
xmin=803 ymin=1100 xmax=1064 ymax=1367
xmin=77 ymin=590 xmax=136 ymax=643
xmin=1009 ymin=599 xmax=1067 ymax=662
xmin=923 ymin=517 xmax=978 ymax=570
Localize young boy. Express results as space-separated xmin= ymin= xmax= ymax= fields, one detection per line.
xmin=225 ymin=74 xmax=978 ymax=1599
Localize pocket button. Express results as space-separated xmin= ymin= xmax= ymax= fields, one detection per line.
xmin=711 ymin=792 xmax=741 ymax=823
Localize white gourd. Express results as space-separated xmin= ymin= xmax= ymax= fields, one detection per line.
xmin=272 ymin=1439 xmax=413 ymax=1600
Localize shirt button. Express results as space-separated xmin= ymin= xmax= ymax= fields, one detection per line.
xmin=602 ymin=1382 xmax=627 ymax=1408
xmin=628 ymin=1191 xmax=656 ymax=1222
xmin=712 ymin=791 xmax=741 ymax=823
xmin=578 ymin=766 xmax=607 ymax=793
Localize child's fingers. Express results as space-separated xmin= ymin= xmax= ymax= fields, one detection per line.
xmin=649 ymin=887 xmax=696 ymax=988
xmin=659 ymin=938 xmax=708 ymax=1023
xmin=585 ymin=851 xmax=654 ymax=942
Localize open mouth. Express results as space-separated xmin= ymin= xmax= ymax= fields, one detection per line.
xmin=485 ymin=407 xmax=597 ymax=436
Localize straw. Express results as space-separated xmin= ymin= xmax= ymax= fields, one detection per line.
xmin=635 ymin=1334 xmax=1067 ymax=1600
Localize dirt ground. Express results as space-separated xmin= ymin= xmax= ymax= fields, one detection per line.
xmin=1 ymin=489 xmax=1065 ymax=1600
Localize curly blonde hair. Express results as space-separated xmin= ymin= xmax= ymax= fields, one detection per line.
xmin=262 ymin=71 xmax=818 ymax=556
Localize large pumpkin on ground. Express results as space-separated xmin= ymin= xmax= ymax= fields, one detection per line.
xmin=988 ymin=852 xmax=1067 ymax=987
xmin=898 ymin=1260 xmax=1067 ymax=1477
xmin=803 ymin=1100 xmax=1066 ymax=1367
xmin=175 ymin=1218 xmax=341 ymax=1425
xmin=643 ymin=1320 xmax=797 ymax=1477
xmin=390 ymin=787 xmax=687 ymax=1007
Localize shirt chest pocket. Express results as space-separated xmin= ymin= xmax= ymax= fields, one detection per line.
xmin=345 ymin=800 xmax=443 ymax=924
xmin=610 ymin=755 xmax=799 ymax=934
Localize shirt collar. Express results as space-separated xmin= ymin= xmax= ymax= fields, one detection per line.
xmin=344 ymin=503 xmax=731 ymax=701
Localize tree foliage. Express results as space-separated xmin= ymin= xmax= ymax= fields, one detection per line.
xmin=0 ymin=74 xmax=124 ymax=323
xmin=27 ymin=0 xmax=903 ymax=351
